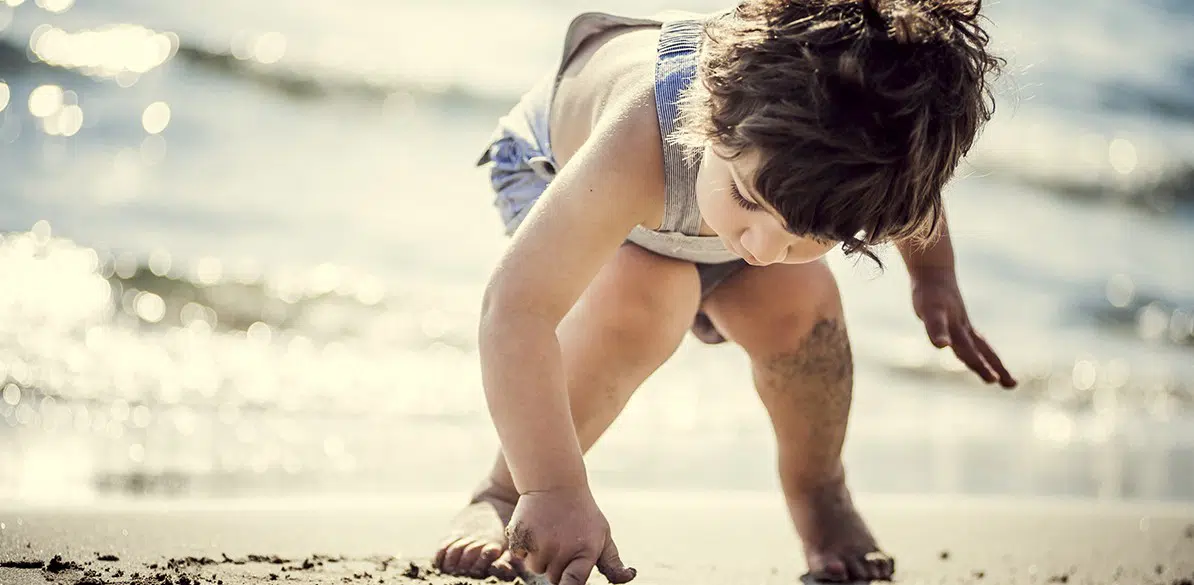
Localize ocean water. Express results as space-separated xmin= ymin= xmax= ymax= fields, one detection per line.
xmin=0 ymin=0 xmax=1192 ymax=503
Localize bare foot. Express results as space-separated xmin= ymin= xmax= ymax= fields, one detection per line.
xmin=433 ymin=480 xmax=522 ymax=580
xmin=788 ymin=478 xmax=894 ymax=583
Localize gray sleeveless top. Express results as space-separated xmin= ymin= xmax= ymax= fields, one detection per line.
xmin=557 ymin=12 xmax=739 ymax=264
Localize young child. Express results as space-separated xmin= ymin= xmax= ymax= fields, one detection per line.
xmin=434 ymin=1 xmax=1016 ymax=583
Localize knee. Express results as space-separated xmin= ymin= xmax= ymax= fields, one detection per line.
xmin=714 ymin=266 xmax=845 ymax=359
xmin=579 ymin=246 xmax=699 ymax=353
xmin=743 ymin=306 xmax=847 ymax=363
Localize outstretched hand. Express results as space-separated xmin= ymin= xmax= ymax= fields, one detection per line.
xmin=910 ymin=268 xmax=1016 ymax=388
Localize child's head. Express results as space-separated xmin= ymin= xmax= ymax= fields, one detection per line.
xmin=681 ymin=0 xmax=1002 ymax=265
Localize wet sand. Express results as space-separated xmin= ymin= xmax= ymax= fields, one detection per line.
xmin=1 ymin=492 xmax=1193 ymax=585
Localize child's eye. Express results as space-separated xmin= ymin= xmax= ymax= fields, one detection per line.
xmin=729 ymin=183 xmax=763 ymax=212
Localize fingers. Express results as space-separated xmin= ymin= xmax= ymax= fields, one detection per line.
xmin=457 ymin=543 xmax=486 ymax=576
xmin=947 ymin=325 xmax=998 ymax=384
xmin=595 ymin=539 xmax=637 ymax=584
xmin=468 ymin=545 xmax=502 ymax=578
xmin=553 ymin=556 xmax=596 ymax=585
xmin=923 ymin=309 xmax=952 ymax=348
xmin=518 ymin=540 xmax=555 ymax=577
xmin=971 ymin=332 xmax=1017 ymax=388
xmin=489 ymin=550 xmax=519 ymax=581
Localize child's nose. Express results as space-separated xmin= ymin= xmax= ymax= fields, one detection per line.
xmin=742 ymin=228 xmax=788 ymax=265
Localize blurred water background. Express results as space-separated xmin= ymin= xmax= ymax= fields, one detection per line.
xmin=0 ymin=0 xmax=1192 ymax=504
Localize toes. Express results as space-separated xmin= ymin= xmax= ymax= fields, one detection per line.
xmin=433 ymin=539 xmax=452 ymax=570
xmin=440 ymin=540 xmax=468 ymax=575
xmin=864 ymin=551 xmax=895 ymax=581
xmin=468 ymin=545 xmax=502 ymax=578
xmin=489 ymin=550 xmax=518 ymax=581
xmin=844 ymin=557 xmax=870 ymax=582
xmin=457 ymin=543 xmax=487 ymax=575
xmin=809 ymin=557 xmax=850 ymax=583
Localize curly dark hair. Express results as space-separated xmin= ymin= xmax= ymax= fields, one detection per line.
xmin=675 ymin=0 xmax=1004 ymax=264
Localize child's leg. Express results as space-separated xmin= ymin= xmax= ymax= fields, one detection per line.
xmin=702 ymin=260 xmax=894 ymax=583
xmin=436 ymin=244 xmax=701 ymax=580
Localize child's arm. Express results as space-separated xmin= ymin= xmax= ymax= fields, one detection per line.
xmin=898 ymin=214 xmax=1017 ymax=388
xmin=481 ymin=94 xmax=661 ymax=494
xmin=898 ymin=214 xmax=955 ymax=277
xmin=480 ymin=92 xmax=661 ymax=584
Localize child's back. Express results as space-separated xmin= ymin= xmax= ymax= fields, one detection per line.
xmin=548 ymin=24 xmax=661 ymax=171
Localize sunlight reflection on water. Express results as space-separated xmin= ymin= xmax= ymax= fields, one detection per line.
xmin=0 ymin=227 xmax=1190 ymax=502
xmin=0 ymin=0 xmax=1192 ymax=503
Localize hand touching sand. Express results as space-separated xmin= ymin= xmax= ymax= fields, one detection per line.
xmin=506 ymin=487 xmax=636 ymax=585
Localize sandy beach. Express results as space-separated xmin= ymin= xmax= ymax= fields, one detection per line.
xmin=2 ymin=492 xmax=1192 ymax=585
xmin=1 ymin=3 xmax=1193 ymax=585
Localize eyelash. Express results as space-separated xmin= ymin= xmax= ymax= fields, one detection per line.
xmin=729 ymin=184 xmax=763 ymax=212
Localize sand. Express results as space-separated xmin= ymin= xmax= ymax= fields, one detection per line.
xmin=1 ymin=491 xmax=1193 ymax=585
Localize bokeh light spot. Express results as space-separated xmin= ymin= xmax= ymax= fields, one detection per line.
xmin=247 ymin=321 xmax=272 ymax=345
xmin=34 ymin=0 xmax=72 ymax=13
xmin=254 ymin=32 xmax=286 ymax=64
xmin=31 ymin=219 xmax=51 ymax=242
xmin=1105 ymin=274 xmax=1134 ymax=308
xmin=230 ymin=31 xmax=254 ymax=61
xmin=1071 ymin=360 xmax=1097 ymax=391
xmin=114 ymin=253 xmax=139 ymax=279
xmin=1137 ymin=303 xmax=1170 ymax=341
xmin=0 ymin=81 xmax=9 ymax=112
xmin=196 ymin=257 xmax=222 ymax=285
xmin=110 ymin=400 xmax=130 ymax=423
xmin=2 ymin=384 xmax=19 ymax=406
xmin=28 ymin=84 xmax=63 ymax=118
xmin=134 ymin=291 xmax=165 ymax=323
xmin=148 ymin=249 xmax=171 ymax=277
xmin=131 ymin=405 xmax=151 ymax=428
xmin=45 ymin=104 xmax=83 ymax=137
xmin=141 ymin=101 xmax=170 ymax=134
xmin=1108 ymin=138 xmax=1137 ymax=175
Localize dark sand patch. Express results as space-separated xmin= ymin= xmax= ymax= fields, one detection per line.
xmin=0 ymin=553 xmax=533 ymax=585
xmin=2 ymin=559 xmax=47 ymax=569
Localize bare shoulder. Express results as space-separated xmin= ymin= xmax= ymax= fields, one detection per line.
xmin=483 ymin=83 xmax=666 ymax=321
xmin=583 ymin=82 xmax=666 ymax=198
xmin=536 ymin=84 xmax=665 ymax=239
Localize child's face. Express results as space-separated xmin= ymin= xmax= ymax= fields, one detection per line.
xmin=696 ymin=144 xmax=838 ymax=266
